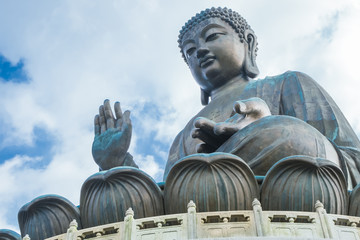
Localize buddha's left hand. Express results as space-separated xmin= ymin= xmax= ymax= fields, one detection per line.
xmin=214 ymin=97 xmax=271 ymax=136
xmin=193 ymin=97 xmax=271 ymax=153
xmin=192 ymin=117 xmax=227 ymax=153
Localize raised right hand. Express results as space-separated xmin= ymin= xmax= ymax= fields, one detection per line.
xmin=92 ymin=99 xmax=132 ymax=170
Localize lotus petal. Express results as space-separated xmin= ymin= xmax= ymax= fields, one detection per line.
xmin=164 ymin=153 xmax=259 ymax=214
xmin=0 ymin=229 xmax=21 ymax=240
xmin=18 ymin=194 xmax=81 ymax=240
xmin=80 ymin=167 xmax=164 ymax=228
xmin=349 ymin=183 xmax=360 ymax=216
xmin=261 ymin=155 xmax=348 ymax=214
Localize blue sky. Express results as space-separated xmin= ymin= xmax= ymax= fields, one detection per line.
xmin=1 ymin=0 xmax=360 ymax=232
xmin=0 ymin=55 xmax=29 ymax=83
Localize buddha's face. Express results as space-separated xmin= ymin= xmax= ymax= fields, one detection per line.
xmin=181 ymin=18 xmax=246 ymax=94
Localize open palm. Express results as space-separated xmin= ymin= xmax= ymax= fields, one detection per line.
xmin=92 ymin=99 xmax=132 ymax=170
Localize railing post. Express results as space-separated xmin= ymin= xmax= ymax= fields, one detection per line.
xmin=315 ymin=200 xmax=337 ymax=239
xmin=252 ymin=198 xmax=268 ymax=236
xmin=65 ymin=219 xmax=78 ymax=240
xmin=187 ymin=200 xmax=197 ymax=239
xmin=23 ymin=234 xmax=30 ymax=240
xmin=124 ymin=207 xmax=136 ymax=240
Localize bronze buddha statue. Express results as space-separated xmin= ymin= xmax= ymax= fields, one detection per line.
xmin=92 ymin=7 xmax=360 ymax=189
xmin=17 ymin=7 xmax=360 ymax=238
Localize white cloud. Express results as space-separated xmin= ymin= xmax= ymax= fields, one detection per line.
xmin=0 ymin=81 xmax=56 ymax=148
xmin=133 ymin=153 xmax=163 ymax=182
xmin=0 ymin=155 xmax=44 ymax=231
xmin=0 ymin=0 xmax=360 ymax=232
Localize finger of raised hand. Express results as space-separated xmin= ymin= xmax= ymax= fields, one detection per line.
xmin=99 ymin=105 xmax=106 ymax=134
xmin=114 ymin=102 xmax=123 ymax=128
xmin=121 ymin=110 xmax=132 ymax=132
xmin=114 ymin=102 xmax=123 ymax=119
xmin=94 ymin=114 xmax=100 ymax=136
xmin=119 ymin=110 xmax=132 ymax=152
xmin=104 ymin=99 xmax=115 ymax=129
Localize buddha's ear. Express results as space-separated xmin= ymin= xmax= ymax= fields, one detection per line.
xmin=244 ymin=29 xmax=260 ymax=78
xmin=201 ymin=88 xmax=209 ymax=105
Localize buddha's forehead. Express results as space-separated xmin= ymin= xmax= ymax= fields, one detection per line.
xmin=181 ymin=18 xmax=230 ymax=45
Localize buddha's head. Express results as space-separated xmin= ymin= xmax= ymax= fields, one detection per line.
xmin=178 ymin=7 xmax=259 ymax=105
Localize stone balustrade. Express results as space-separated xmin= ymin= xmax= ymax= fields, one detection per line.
xmin=32 ymin=199 xmax=360 ymax=240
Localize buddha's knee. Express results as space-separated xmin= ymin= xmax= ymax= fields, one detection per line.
xmin=219 ymin=115 xmax=340 ymax=175
xmin=260 ymin=155 xmax=348 ymax=214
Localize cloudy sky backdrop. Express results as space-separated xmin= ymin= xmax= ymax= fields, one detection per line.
xmin=0 ymin=0 xmax=359 ymax=231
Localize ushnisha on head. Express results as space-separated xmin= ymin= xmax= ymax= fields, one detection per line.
xmin=178 ymin=7 xmax=259 ymax=105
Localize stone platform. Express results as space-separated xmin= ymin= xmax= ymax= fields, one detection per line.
xmin=39 ymin=199 xmax=360 ymax=240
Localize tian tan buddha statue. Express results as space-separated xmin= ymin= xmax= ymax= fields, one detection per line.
xmin=14 ymin=7 xmax=360 ymax=240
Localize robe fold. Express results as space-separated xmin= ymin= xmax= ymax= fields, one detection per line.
xmin=165 ymin=71 xmax=360 ymax=188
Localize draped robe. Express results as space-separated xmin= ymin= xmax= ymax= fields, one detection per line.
xmin=165 ymin=71 xmax=360 ymax=188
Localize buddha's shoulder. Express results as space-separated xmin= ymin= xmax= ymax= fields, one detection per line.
xmin=258 ymin=71 xmax=315 ymax=83
xmin=245 ymin=71 xmax=317 ymax=92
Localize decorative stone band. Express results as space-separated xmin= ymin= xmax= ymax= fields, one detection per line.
xmin=40 ymin=199 xmax=360 ymax=240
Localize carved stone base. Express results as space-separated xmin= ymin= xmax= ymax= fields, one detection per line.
xmin=44 ymin=199 xmax=360 ymax=240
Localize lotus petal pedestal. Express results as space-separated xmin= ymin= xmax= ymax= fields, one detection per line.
xmin=80 ymin=167 xmax=164 ymax=228
xmin=164 ymin=153 xmax=259 ymax=214
xmin=261 ymin=155 xmax=348 ymax=214
xmin=18 ymin=195 xmax=81 ymax=240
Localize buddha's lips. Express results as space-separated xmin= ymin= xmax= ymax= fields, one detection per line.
xmin=199 ymin=56 xmax=216 ymax=68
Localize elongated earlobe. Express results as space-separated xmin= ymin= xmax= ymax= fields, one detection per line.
xmin=201 ymin=88 xmax=209 ymax=105
xmin=244 ymin=30 xmax=260 ymax=78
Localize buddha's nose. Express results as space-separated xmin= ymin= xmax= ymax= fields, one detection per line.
xmin=196 ymin=47 xmax=209 ymax=59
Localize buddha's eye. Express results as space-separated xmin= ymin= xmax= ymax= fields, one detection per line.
xmin=186 ymin=47 xmax=196 ymax=57
xmin=206 ymin=32 xmax=223 ymax=42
